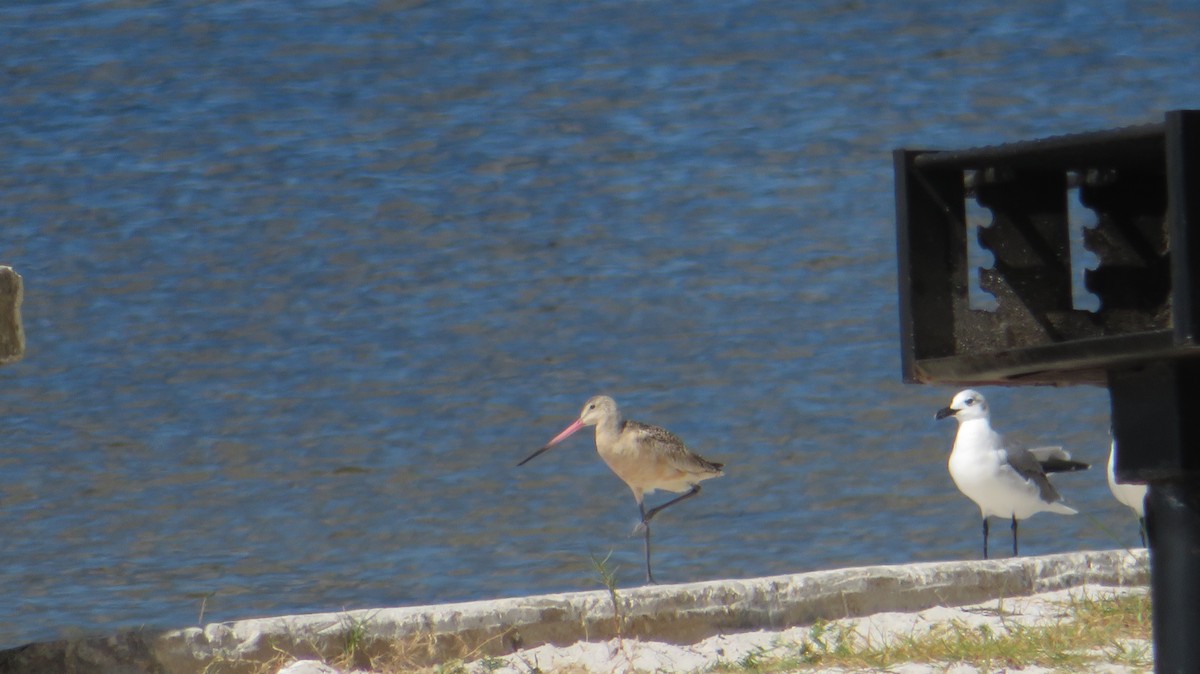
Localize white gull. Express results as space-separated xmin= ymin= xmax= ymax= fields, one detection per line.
xmin=1107 ymin=438 xmax=1147 ymax=546
xmin=936 ymin=389 xmax=1089 ymax=559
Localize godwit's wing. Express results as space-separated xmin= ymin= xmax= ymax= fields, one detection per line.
xmin=623 ymin=420 xmax=724 ymax=476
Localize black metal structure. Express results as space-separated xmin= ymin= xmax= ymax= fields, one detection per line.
xmin=895 ymin=109 xmax=1200 ymax=673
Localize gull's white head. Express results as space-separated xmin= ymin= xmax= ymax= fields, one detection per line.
xmin=935 ymin=389 xmax=990 ymax=424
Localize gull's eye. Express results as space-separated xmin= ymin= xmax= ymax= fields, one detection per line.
xmin=964 ymin=397 xmax=975 ymax=406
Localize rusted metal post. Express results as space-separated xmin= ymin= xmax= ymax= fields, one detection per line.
xmin=1109 ymin=361 xmax=1200 ymax=673
xmin=0 ymin=266 xmax=23 ymax=365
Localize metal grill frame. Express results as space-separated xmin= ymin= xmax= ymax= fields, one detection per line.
xmin=894 ymin=110 xmax=1200 ymax=386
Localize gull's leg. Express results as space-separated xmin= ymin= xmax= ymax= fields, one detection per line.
xmin=1011 ymin=515 xmax=1019 ymax=557
xmin=982 ymin=518 xmax=989 ymax=560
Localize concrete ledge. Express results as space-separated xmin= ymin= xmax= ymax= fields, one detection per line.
xmin=0 ymin=549 xmax=1148 ymax=674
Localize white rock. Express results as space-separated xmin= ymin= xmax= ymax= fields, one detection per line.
xmin=277 ymin=659 xmax=344 ymax=674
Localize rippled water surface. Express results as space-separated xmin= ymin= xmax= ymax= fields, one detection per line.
xmin=2 ymin=0 xmax=1199 ymax=648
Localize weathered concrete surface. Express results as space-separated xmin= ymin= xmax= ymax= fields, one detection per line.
xmin=0 ymin=549 xmax=1147 ymax=674
xmin=457 ymin=584 xmax=1151 ymax=674
xmin=0 ymin=266 xmax=24 ymax=365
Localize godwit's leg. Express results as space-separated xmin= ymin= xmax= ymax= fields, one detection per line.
xmin=1139 ymin=516 xmax=1147 ymax=547
xmin=639 ymin=502 xmax=655 ymax=584
xmin=642 ymin=485 xmax=701 ymax=524
xmin=1011 ymin=516 xmax=1019 ymax=557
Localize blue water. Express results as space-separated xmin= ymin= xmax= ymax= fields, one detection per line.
xmin=2 ymin=0 xmax=1198 ymax=649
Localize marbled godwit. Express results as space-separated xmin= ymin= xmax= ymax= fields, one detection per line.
xmin=935 ymin=389 xmax=1089 ymax=559
xmin=518 ymin=395 xmax=724 ymax=583
xmin=1107 ymin=438 xmax=1147 ymax=546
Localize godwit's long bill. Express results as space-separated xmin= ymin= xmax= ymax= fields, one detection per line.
xmin=518 ymin=395 xmax=724 ymax=584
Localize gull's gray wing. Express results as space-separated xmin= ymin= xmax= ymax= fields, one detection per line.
xmin=1005 ymin=446 xmax=1063 ymax=503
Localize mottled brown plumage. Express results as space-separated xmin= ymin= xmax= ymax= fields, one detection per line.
xmin=518 ymin=395 xmax=724 ymax=583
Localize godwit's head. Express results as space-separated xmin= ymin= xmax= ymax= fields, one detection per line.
xmin=517 ymin=395 xmax=620 ymax=467
xmin=578 ymin=395 xmax=619 ymax=426
xmin=935 ymin=389 xmax=989 ymax=424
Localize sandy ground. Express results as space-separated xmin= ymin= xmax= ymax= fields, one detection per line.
xmin=276 ymin=584 xmax=1150 ymax=674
